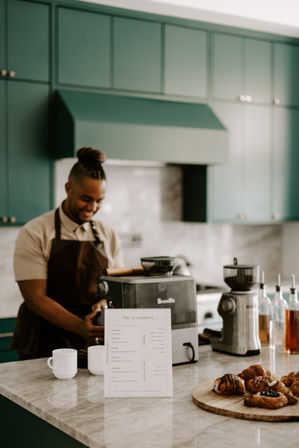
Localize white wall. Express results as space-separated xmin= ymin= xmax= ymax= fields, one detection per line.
xmin=79 ymin=0 xmax=299 ymax=37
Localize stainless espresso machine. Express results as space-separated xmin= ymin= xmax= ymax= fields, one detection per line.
xmin=98 ymin=257 xmax=199 ymax=365
xmin=211 ymin=258 xmax=261 ymax=356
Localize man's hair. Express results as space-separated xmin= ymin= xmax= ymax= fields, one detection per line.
xmin=69 ymin=147 xmax=106 ymax=182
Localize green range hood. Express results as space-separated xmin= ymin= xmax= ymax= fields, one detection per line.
xmin=55 ymin=89 xmax=228 ymax=165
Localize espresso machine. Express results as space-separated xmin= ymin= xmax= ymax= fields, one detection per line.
xmin=211 ymin=258 xmax=261 ymax=356
xmin=98 ymin=257 xmax=199 ymax=365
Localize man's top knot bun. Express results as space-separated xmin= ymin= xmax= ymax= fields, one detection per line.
xmin=69 ymin=147 xmax=107 ymax=181
xmin=76 ymin=147 xmax=106 ymax=165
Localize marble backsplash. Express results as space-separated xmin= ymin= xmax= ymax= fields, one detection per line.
xmin=0 ymin=160 xmax=283 ymax=317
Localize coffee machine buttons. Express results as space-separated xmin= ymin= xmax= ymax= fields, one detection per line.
xmin=98 ymin=280 xmax=109 ymax=296
xmin=221 ymin=297 xmax=236 ymax=314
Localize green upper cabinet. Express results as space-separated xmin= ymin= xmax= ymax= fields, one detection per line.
xmin=212 ymin=33 xmax=271 ymax=104
xmin=57 ymin=7 xmax=110 ymax=88
xmin=272 ymin=108 xmax=299 ymax=220
xmin=7 ymin=82 xmax=50 ymax=224
xmin=0 ymin=1 xmax=5 ymax=73
xmin=274 ymin=42 xmax=299 ymax=107
xmin=164 ymin=25 xmax=208 ymax=98
xmin=113 ymin=16 xmax=161 ymax=93
xmin=6 ymin=0 xmax=49 ymax=82
xmin=208 ymin=102 xmax=272 ymax=222
xmin=0 ymin=82 xmax=7 ymax=221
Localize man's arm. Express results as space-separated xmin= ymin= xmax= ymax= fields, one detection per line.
xmin=17 ymin=279 xmax=104 ymax=340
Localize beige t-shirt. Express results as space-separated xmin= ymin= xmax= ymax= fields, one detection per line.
xmin=14 ymin=205 xmax=124 ymax=281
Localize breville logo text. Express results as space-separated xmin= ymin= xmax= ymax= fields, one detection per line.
xmin=157 ymin=297 xmax=175 ymax=305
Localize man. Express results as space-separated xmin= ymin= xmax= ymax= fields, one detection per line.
xmin=12 ymin=147 xmax=123 ymax=360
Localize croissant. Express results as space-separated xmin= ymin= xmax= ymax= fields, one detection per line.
xmin=281 ymin=371 xmax=299 ymax=387
xmin=213 ymin=373 xmax=245 ymax=395
xmin=238 ymin=364 xmax=272 ymax=386
xmin=244 ymin=391 xmax=288 ymax=409
xmin=291 ymin=380 xmax=299 ymax=397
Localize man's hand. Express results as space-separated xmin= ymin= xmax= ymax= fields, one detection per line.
xmin=80 ymin=308 xmax=104 ymax=343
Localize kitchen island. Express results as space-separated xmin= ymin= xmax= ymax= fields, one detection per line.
xmin=0 ymin=345 xmax=298 ymax=448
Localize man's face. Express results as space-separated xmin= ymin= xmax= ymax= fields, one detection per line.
xmin=64 ymin=177 xmax=106 ymax=224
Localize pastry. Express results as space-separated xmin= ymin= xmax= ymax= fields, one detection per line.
xmin=244 ymin=390 xmax=288 ymax=409
xmin=213 ymin=373 xmax=245 ymax=395
xmin=238 ymin=364 xmax=272 ymax=386
xmin=246 ymin=375 xmax=298 ymax=405
xmin=281 ymin=371 xmax=299 ymax=387
xmin=246 ymin=376 xmax=278 ymax=393
xmin=291 ymin=380 xmax=299 ymax=397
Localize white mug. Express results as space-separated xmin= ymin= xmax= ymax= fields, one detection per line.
xmin=47 ymin=348 xmax=77 ymax=379
xmin=88 ymin=345 xmax=105 ymax=375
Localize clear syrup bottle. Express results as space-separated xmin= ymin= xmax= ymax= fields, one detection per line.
xmin=258 ymin=271 xmax=271 ymax=345
xmin=284 ymin=274 xmax=299 ymax=354
xmin=270 ymin=273 xmax=287 ymax=348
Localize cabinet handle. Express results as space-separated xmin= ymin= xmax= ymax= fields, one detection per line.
xmin=273 ymin=98 xmax=280 ymax=106
xmin=9 ymin=216 xmax=16 ymax=223
xmin=8 ymin=70 xmax=16 ymax=78
xmin=246 ymin=95 xmax=252 ymax=103
xmin=1 ymin=216 xmax=8 ymax=223
xmin=239 ymin=95 xmax=246 ymax=102
xmin=1 ymin=69 xmax=7 ymax=77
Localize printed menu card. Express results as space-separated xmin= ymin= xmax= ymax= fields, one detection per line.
xmin=104 ymin=308 xmax=173 ymax=398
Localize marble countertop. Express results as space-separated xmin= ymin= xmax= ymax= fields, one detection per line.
xmin=0 ymin=346 xmax=299 ymax=448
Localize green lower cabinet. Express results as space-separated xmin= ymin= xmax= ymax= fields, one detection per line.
xmin=207 ymin=102 xmax=272 ymax=222
xmin=57 ymin=7 xmax=111 ymax=88
xmin=113 ymin=16 xmax=161 ymax=93
xmin=0 ymin=318 xmax=17 ymax=363
xmin=272 ymin=107 xmax=299 ymax=220
xmin=0 ymin=0 xmax=4 ymax=71
xmin=6 ymin=81 xmax=50 ymax=224
xmin=0 ymin=81 xmax=7 ymax=222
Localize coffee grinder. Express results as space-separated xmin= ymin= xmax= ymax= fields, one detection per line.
xmin=211 ymin=258 xmax=261 ymax=356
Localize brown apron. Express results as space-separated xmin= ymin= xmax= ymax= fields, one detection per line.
xmin=12 ymin=208 xmax=108 ymax=358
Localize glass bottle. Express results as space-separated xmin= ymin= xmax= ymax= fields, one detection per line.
xmin=258 ymin=272 xmax=271 ymax=345
xmin=284 ymin=274 xmax=299 ymax=354
xmin=270 ymin=273 xmax=287 ymax=348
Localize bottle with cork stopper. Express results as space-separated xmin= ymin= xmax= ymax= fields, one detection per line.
xmin=258 ymin=271 xmax=271 ymax=345
xmin=270 ymin=273 xmax=287 ymax=348
xmin=284 ymin=274 xmax=299 ymax=354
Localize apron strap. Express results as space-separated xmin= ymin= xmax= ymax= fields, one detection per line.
xmin=54 ymin=208 xmax=61 ymax=239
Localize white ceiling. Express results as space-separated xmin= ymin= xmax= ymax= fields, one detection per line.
xmin=79 ymin=0 xmax=299 ymax=37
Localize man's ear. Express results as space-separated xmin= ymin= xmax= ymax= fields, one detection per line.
xmin=65 ymin=181 xmax=72 ymax=196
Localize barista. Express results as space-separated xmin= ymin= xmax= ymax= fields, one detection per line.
xmin=12 ymin=147 xmax=123 ymax=360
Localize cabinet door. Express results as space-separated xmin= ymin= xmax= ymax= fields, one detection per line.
xmin=272 ymin=108 xmax=299 ymax=220
xmin=244 ymin=38 xmax=271 ymax=104
xmin=7 ymin=0 xmax=49 ymax=82
xmin=58 ymin=7 xmax=110 ymax=88
xmin=165 ymin=25 xmax=207 ymax=98
xmin=212 ymin=33 xmax=243 ymax=101
xmin=0 ymin=82 xmax=7 ymax=220
xmin=7 ymin=82 xmax=50 ymax=223
xmin=274 ymin=43 xmax=299 ymax=107
xmin=113 ymin=17 xmax=161 ymax=93
xmin=0 ymin=0 xmax=5 ymax=72
xmin=207 ymin=102 xmax=243 ymax=222
xmin=243 ymin=105 xmax=272 ymax=221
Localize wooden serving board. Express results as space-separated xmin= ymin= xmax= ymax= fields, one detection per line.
xmin=192 ymin=380 xmax=299 ymax=422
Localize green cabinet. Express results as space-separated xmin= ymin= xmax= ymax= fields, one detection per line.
xmin=0 ymin=1 xmax=4 ymax=72
xmin=212 ymin=33 xmax=271 ymax=104
xmin=164 ymin=24 xmax=207 ymax=98
xmin=1 ymin=0 xmax=49 ymax=82
xmin=0 ymin=318 xmax=18 ymax=363
xmin=0 ymin=82 xmax=7 ymax=221
xmin=57 ymin=7 xmax=110 ymax=88
xmin=208 ymin=102 xmax=272 ymax=222
xmin=272 ymin=108 xmax=299 ymax=220
xmin=274 ymin=42 xmax=299 ymax=107
xmin=1 ymin=81 xmax=50 ymax=224
xmin=113 ymin=16 xmax=161 ymax=93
